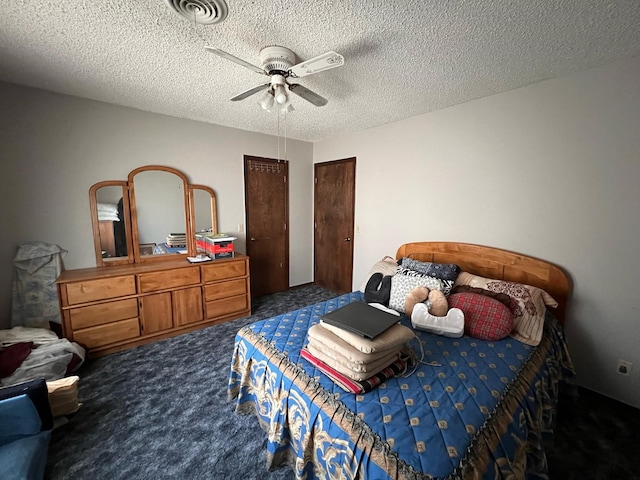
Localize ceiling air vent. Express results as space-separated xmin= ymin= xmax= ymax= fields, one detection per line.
xmin=164 ymin=0 xmax=228 ymax=25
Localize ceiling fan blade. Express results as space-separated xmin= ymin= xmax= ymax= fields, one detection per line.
xmin=288 ymin=51 xmax=344 ymax=78
xmin=205 ymin=47 xmax=266 ymax=75
xmin=230 ymin=84 xmax=270 ymax=101
xmin=288 ymin=84 xmax=328 ymax=107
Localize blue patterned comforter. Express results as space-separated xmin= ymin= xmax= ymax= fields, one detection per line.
xmin=228 ymin=292 xmax=574 ymax=480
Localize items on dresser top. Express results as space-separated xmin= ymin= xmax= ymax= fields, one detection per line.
xmin=195 ymin=233 xmax=236 ymax=259
xmin=187 ymin=254 xmax=213 ymax=263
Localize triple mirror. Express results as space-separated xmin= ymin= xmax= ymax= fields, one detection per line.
xmin=89 ymin=165 xmax=217 ymax=266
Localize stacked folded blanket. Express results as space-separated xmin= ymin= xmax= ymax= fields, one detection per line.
xmin=302 ymin=319 xmax=415 ymax=393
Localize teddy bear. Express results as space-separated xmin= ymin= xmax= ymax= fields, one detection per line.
xmin=427 ymin=289 xmax=448 ymax=316
xmin=404 ymin=286 xmax=449 ymax=317
xmin=404 ymin=286 xmax=429 ymax=316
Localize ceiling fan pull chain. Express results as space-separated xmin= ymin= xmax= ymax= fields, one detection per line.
xmin=284 ymin=109 xmax=288 ymax=162
xmin=277 ymin=109 xmax=281 ymax=162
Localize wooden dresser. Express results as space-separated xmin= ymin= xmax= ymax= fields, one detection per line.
xmin=56 ymin=255 xmax=250 ymax=357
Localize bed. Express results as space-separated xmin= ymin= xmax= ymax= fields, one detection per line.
xmin=228 ymin=242 xmax=575 ymax=479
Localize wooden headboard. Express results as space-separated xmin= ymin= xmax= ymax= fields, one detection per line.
xmin=396 ymin=242 xmax=572 ymax=324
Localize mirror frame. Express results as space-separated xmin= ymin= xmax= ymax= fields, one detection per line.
xmin=89 ymin=165 xmax=218 ymax=266
xmin=128 ymin=165 xmax=192 ymax=263
xmin=89 ymin=180 xmax=134 ymax=267
xmin=189 ymin=184 xmax=218 ymax=238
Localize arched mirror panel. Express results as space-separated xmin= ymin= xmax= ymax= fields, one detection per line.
xmin=89 ymin=165 xmax=218 ymax=266
xmin=190 ymin=185 xmax=218 ymax=235
xmin=89 ymin=181 xmax=133 ymax=266
xmin=128 ymin=166 xmax=191 ymax=261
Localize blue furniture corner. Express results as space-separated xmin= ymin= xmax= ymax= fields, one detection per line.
xmin=0 ymin=379 xmax=52 ymax=480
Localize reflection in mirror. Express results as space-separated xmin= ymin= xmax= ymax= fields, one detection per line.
xmin=89 ymin=181 xmax=133 ymax=266
xmin=130 ymin=168 xmax=189 ymax=258
xmin=96 ymin=186 xmax=126 ymax=258
xmin=190 ymin=185 xmax=218 ymax=234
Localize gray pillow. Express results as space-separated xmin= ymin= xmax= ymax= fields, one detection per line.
xmin=400 ymin=257 xmax=461 ymax=281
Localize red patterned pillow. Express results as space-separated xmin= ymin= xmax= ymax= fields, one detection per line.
xmin=448 ymin=292 xmax=514 ymax=341
xmin=453 ymin=272 xmax=558 ymax=346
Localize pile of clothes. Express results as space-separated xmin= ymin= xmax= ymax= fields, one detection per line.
xmin=0 ymin=326 xmax=84 ymax=417
xmin=301 ymin=316 xmax=416 ymax=394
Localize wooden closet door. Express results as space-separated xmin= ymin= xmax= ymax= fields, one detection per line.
xmin=244 ymin=155 xmax=289 ymax=298
xmin=314 ymin=158 xmax=355 ymax=293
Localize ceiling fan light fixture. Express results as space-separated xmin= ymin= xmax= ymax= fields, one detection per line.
xmin=273 ymin=84 xmax=288 ymax=105
xmin=258 ymin=90 xmax=275 ymax=111
xmin=208 ymin=46 xmax=342 ymax=111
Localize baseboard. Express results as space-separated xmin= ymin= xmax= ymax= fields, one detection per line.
xmin=288 ymin=282 xmax=315 ymax=290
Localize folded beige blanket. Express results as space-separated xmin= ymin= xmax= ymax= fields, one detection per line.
xmin=307 ymin=324 xmax=403 ymax=364
xmin=319 ymin=320 xmax=415 ymax=354
xmin=306 ymin=343 xmax=399 ymax=381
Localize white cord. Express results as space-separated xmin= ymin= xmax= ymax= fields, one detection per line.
xmin=401 ymin=334 xmax=442 ymax=378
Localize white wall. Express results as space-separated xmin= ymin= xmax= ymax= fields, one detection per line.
xmin=314 ymin=56 xmax=640 ymax=408
xmin=0 ymin=82 xmax=314 ymax=329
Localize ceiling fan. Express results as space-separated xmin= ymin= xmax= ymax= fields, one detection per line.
xmin=205 ymin=45 xmax=344 ymax=111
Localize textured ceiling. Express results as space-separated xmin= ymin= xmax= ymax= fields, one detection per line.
xmin=1 ymin=0 xmax=639 ymax=142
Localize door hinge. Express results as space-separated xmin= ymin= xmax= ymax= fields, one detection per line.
xmin=314 ymin=177 xmax=318 ymax=184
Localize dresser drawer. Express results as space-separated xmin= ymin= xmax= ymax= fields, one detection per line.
xmin=205 ymin=295 xmax=249 ymax=319
xmin=69 ymin=298 xmax=138 ymax=331
xmin=73 ymin=318 xmax=140 ymax=349
xmin=201 ymin=260 xmax=247 ymax=283
xmin=138 ymin=267 xmax=200 ymax=293
xmin=65 ymin=276 xmax=136 ymax=305
xmin=204 ymin=279 xmax=247 ymax=302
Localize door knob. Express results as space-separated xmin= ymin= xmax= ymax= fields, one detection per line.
xmin=344 ymin=237 xmax=351 ymax=242
xmin=250 ymin=237 xmax=257 ymax=242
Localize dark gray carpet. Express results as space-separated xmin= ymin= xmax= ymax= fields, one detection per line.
xmin=546 ymin=387 xmax=640 ymax=479
xmin=46 ymin=285 xmax=640 ymax=480
xmin=46 ymin=285 xmax=336 ymax=480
